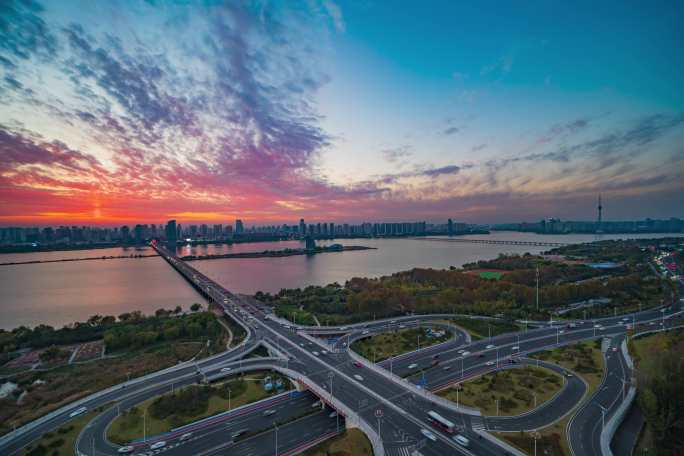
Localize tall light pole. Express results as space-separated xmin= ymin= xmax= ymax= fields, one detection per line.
xmin=274 ymin=423 xmax=278 ymax=456
xmin=536 ymin=265 xmax=540 ymax=312
xmin=598 ymin=404 xmax=607 ymax=430
xmin=456 ymin=383 xmax=460 ymax=408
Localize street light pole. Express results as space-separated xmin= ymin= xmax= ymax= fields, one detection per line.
xmin=274 ymin=423 xmax=278 ymax=456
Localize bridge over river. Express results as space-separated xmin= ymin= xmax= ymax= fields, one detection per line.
xmin=416 ymin=236 xmax=569 ymax=247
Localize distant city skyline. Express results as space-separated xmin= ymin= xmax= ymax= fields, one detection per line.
xmin=1 ymin=1 xmax=683 ymax=225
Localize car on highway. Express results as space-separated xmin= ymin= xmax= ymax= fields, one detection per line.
xmin=457 ymin=349 xmax=465 ymax=354
xmin=231 ymin=429 xmax=248 ymax=439
xmin=180 ymin=432 xmax=193 ymax=441
xmin=461 ymin=351 xmax=470 ymax=356
xmin=399 ymin=324 xmax=406 ymax=329
xmin=564 ymin=372 xmax=574 ymax=378
xmin=594 ymin=324 xmax=602 ymax=328
xmin=321 ymin=350 xmax=328 ymax=355
xmin=443 ymin=365 xmax=451 ymax=371
xmin=117 ymin=446 xmax=134 ymax=454
xmin=408 ymin=363 xmax=419 ymax=369
xmin=329 ymin=411 xmax=338 ymax=418
xmin=511 ymin=346 xmax=519 ymax=351
xmin=485 ymin=361 xmax=495 ymax=366
xmin=262 ymin=409 xmax=276 ymax=416
xmin=485 ymin=344 xmax=495 ymax=349
xmin=431 ymin=359 xmax=440 ymax=366
xmin=354 ymin=374 xmax=364 ymax=381
xmin=354 ymin=361 xmax=363 ymax=368
xmin=420 ymin=429 xmax=437 ymax=441
xmin=312 ymin=351 xmax=320 ymax=356
xmin=311 ymin=401 xmax=322 ymax=408
xmin=362 ymin=330 xmax=369 ymax=335
xmin=69 ymin=406 xmax=87 ymax=418
xmin=221 ymin=367 xmax=232 ymax=372
xmin=453 ymin=434 xmax=470 ymax=447
xmin=150 ymin=441 xmax=166 ymax=450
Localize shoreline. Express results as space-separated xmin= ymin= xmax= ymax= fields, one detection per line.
xmin=182 ymin=245 xmax=375 ymax=261
xmin=0 ymin=245 xmax=375 ymax=266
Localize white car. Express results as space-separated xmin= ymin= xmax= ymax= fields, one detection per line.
xmin=353 ymin=374 xmax=364 ymax=381
xmin=117 ymin=446 xmax=134 ymax=454
xmin=457 ymin=349 xmax=465 ymax=354
xmin=461 ymin=351 xmax=470 ymax=356
xmin=150 ymin=441 xmax=166 ymax=450
xmin=399 ymin=324 xmax=406 ymax=329
xmin=321 ymin=350 xmax=328 ymax=355
xmin=180 ymin=432 xmax=193 ymax=441
xmin=362 ymin=330 xmax=369 ymax=335
xmin=485 ymin=361 xmax=495 ymax=366
xmin=453 ymin=434 xmax=470 ymax=447
xmin=408 ymin=363 xmax=419 ymax=369
xmin=69 ymin=407 xmax=87 ymax=418
xmin=594 ymin=324 xmax=601 ymax=328
xmin=485 ymin=344 xmax=495 ymax=349
xmin=421 ymin=429 xmax=437 ymax=441
xmin=511 ymin=346 xmax=519 ymax=351
xmin=221 ymin=367 xmax=232 ymax=372
xmin=329 ymin=411 xmax=338 ymax=418
xmin=262 ymin=409 xmax=276 ymax=416
xmin=312 ymin=351 xmax=320 ymax=356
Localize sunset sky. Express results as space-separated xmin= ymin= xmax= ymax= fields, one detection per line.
xmin=1 ymin=0 xmax=683 ymax=226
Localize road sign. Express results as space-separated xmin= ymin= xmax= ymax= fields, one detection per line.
xmin=375 ymin=409 xmax=384 ymax=419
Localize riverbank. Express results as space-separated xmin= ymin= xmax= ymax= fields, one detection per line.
xmin=182 ymin=245 xmax=375 ymax=261
xmin=1 ymin=245 xmax=375 ymax=266
xmin=0 ymin=253 xmax=158 ymax=266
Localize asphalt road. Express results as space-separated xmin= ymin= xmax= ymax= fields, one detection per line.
xmin=3 ymin=243 xmax=681 ymax=456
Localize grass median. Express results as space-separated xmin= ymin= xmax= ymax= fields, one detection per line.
xmin=351 ymin=326 xmax=450 ymax=362
xmin=108 ymin=371 xmax=290 ymax=444
xmin=496 ymin=340 xmax=605 ymax=456
xmin=302 ymin=428 xmax=373 ymax=456
xmin=436 ymin=365 xmax=563 ymax=416
xmin=22 ymin=408 xmax=101 ymax=456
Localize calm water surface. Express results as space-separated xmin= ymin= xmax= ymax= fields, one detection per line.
xmin=1 ymin=232 xmax=681 ymax=329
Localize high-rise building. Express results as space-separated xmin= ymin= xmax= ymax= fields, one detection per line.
xmin=235 ymin=219 xmax=244 ymax=234
xmin=165 ymin=220 xmax=177 ymax=248
xmin=447 ymin=218 xmax=454 ymax=236
xmin=299 ymin=219 xmax=306 ymax=239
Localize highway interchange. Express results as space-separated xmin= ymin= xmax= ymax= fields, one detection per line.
xmin=1 ymin=243 xmax=682 ymax=456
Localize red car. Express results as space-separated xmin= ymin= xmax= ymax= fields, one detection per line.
xmin=354 ymin=361 xmax=363 ymax=368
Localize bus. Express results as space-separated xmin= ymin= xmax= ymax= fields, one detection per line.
xmin=427 ymin=410 xmax=455 ymax=434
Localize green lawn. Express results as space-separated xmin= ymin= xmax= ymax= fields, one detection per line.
xmin=108 ymin=372 xmax=289 ymax=444
xmin=303 ymin=428 xmax=373 ymax=456
xmin=437 ymin=366 xmax=563 ymax=416
xmin=351 ymin=326 xmax=450 ymax=362
xmin=479 ymin=271 xmax=503 ymax=280
xmin=22 ymin=409 xmax=100 ymax=456
xmin=499 ymin=341 xmax=606 ymax=456
xmin=448 ymin=317 xmax=521 ymax=340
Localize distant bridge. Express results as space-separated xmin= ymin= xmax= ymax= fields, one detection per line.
xmin=416 ymin=237 xmax=569 ymax=247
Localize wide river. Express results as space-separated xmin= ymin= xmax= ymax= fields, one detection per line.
xmin=1 ymin=232 xmax=681 ymax=329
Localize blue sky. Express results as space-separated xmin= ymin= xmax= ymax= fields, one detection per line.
xmin=0 ymin=0 xmax=682 ymax=224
